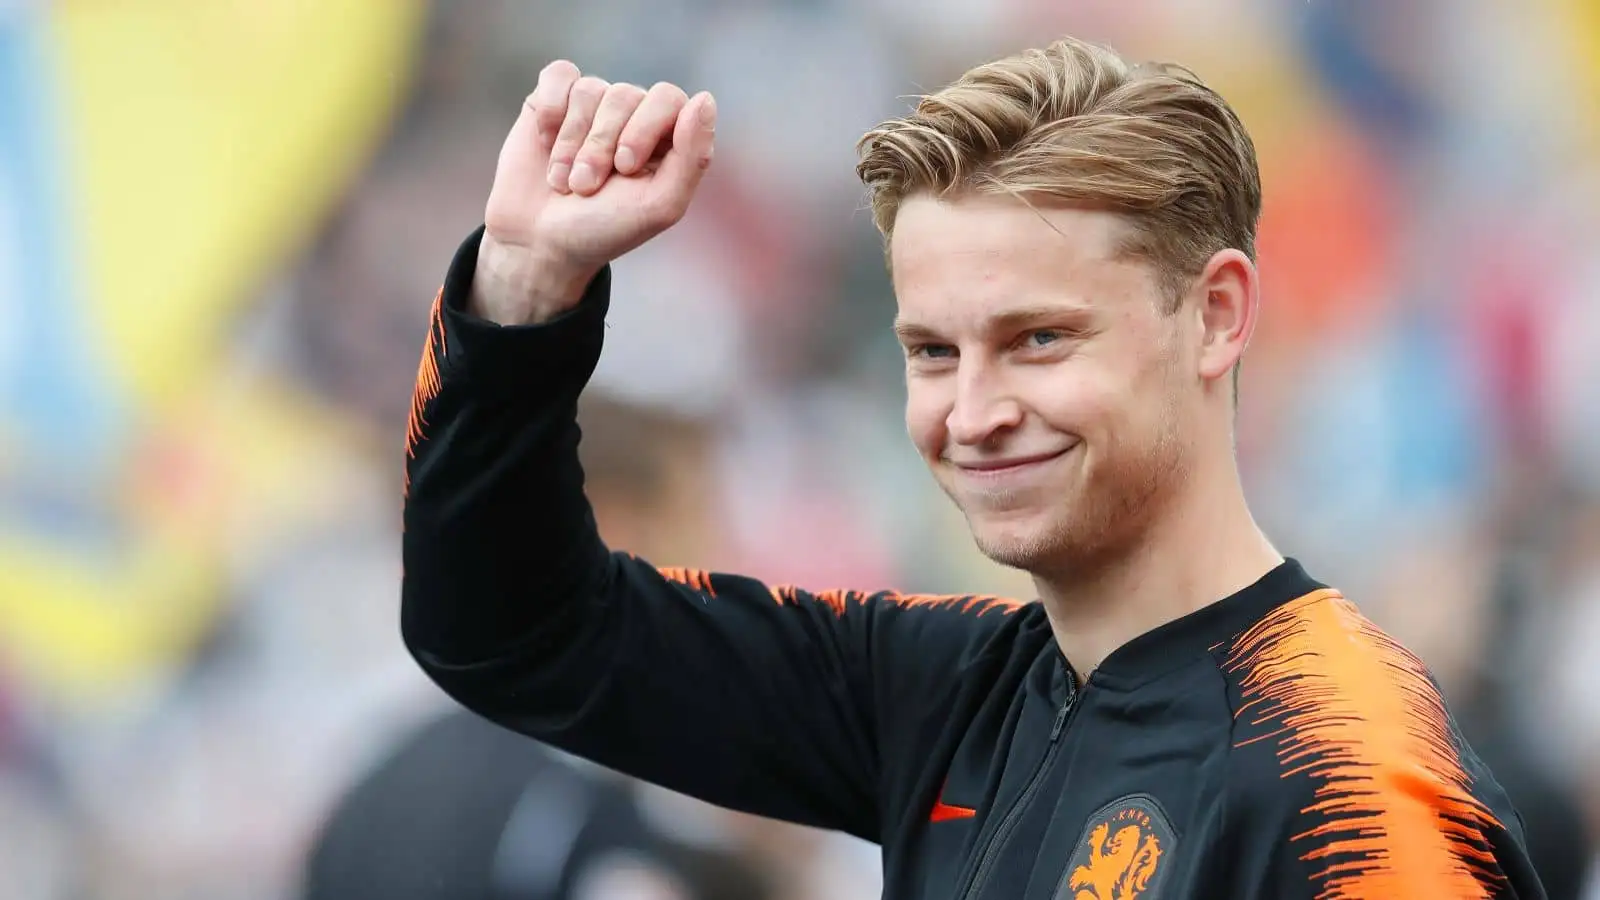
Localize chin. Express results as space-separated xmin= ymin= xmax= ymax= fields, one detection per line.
xmin=973 ymin=538 xmax=1055 ymax=574
xmin=965 ymin=509 xmax=1072 ymax=572
xmin=965 ymin=496 xmax=1137 ymax=578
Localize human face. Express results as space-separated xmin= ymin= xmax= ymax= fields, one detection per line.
xmin=890 ymin=194 xmax=1199 ymax=575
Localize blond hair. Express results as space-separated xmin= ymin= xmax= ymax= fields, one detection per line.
xmin=856 ymin=37 xmax=1261 ymax=306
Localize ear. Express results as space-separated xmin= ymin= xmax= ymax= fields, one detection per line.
xmin=1189 ymin=249 xmax=1259 ymax=387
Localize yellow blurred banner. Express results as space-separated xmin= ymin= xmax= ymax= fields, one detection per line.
xmin=53 ymin=0 xmax=426 ymax=405
xmin=1558 ymin=0 xmax=1600 ymax=148
xmin=0 ymin=0 xmax=423 ymax=709
xmin=0 ymin=374 xmax=379 ymax=706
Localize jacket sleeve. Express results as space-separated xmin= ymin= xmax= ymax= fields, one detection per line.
xmin=1219 ymin=729 xmax=1548 ymax=899
xmin=399 ymin=228 xmax=1027 ymax=843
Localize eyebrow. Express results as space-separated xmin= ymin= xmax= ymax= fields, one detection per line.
xmin=893 ymin=303 xmax=1097 ymax=343
xmin=892 ymin=320 xmax=944 ymax=344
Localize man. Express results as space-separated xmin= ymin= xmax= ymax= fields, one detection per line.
xmin=401 ymin=37 xmax=1547 ymax=899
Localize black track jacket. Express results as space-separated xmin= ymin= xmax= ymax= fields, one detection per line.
xmin=402 ymin=228 xmax=1547 ymax=900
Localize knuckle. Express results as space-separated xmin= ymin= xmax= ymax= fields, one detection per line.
xmin=608 ymin=82 xmax=646 ymax=101
xmin=572 ymin=76 xmax=609 ymax=99
xmin=541 ymin=59 xmax=580 ymax=80
xmin=650 ymin=81 xmax=687 ymax=101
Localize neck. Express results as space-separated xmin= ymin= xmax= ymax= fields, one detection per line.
xmin=1033 ymin=459 xmax=1282 ymax=678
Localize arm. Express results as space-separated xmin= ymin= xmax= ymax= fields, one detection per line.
xmin=401 ymin=229 xmax=1024 ymax=841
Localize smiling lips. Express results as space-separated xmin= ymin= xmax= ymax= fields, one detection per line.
xmin=951 ymin=446 xmax=1077 ymax=477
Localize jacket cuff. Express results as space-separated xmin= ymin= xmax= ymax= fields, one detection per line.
xmin=435 ymin=225 xmax=614 ymax=390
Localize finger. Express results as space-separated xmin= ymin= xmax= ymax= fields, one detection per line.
xmin=527 ymin=60 xmax=581 ymax=149
xmin=570 ymin=83 xmax=647 ymax=196
xmin=548 ymin=75 xmax=609 ymax=193
xmin=644 ymin=91 xmax=717 ymax=227
xmin=615 ymin=82 xmax=688 ymax=176
xmin=489 ymin=64 xmax=580 ymax=219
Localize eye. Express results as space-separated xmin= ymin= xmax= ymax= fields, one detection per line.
xmin=1023 ymin=329 xmax=1065 ymax=349
xmin=906 ymin=343 xmax=957 ymax=360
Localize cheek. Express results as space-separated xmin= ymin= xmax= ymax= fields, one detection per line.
xmin=904 ymin=380 xmax=948 ymax=457
xmin=1024 ymin=366 xmax=1113 ymax=434
xmin=1068 ymin=342 xmax=1178 ymax=439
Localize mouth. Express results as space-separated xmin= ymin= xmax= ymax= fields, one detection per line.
xmin=950 ymin=446 xmax=1075 ymax=476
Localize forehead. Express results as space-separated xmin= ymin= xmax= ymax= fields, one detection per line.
xmin=889 ymin=194 xmax=1156 ymax=326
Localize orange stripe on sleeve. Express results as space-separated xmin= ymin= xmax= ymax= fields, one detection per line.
xmin=658 ymin=567 xmax=716 ymax=596
xmin=403 ymin=288 xmax=447 ymax=497
xmin=811 ymin=589 xmax=853 ymax=617
xmin=767 ymin=588 xmax=1026 ymax=618
xmin=648 ymin=573 xmax=1025 ymax=619
xmin=1226 ymin=591 xmax=1505 ymax=899
xmin=888 ymin=592 xmax=1027 ymax=617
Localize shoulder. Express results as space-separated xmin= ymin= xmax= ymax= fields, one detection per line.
xmin=848 ymin=589 xmax=1045 ymax=676
xmin=858 ymin=589 xmax=1038 ymax=628
xmin=1219 ymin=589 xmax=1487 ymax=807
xmin=1216 ymin=591 xmax=1520 ymax=894
xmin=754 ymin=579 xmax=1039 ymax=642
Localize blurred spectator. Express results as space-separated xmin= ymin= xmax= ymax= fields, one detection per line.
xmin=299 ymin=708 xmax=771 ymax=900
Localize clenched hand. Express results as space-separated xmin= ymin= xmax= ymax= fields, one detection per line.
xmin=470 ymin=61 xmax=717 ymax=325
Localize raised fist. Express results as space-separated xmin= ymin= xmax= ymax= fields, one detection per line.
xmin=471 ymin=61 xmax=718 ymax=324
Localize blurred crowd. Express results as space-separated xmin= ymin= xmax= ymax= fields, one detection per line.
xmin=2 ymin=0 xmax=1598 ymax=898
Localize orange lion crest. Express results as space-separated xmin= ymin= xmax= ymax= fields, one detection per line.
xmin=1066 ymin=804 xmax=1167 ymax=899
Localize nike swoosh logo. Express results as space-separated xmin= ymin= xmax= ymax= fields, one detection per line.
xmin=930 ymin=797 xmax=977 ymax=822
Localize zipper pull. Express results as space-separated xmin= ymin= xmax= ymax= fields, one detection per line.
xmin=1048 ymin=665 xmax=1080 ymax=743
xmin=1049 ymin=698 xmax=1072 ymax=742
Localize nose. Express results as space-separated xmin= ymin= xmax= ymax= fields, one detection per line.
xmin=946 ymin=363 xmax=1023 ymax=447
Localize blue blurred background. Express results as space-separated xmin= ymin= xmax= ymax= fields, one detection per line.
xmin=1 ymin=1 xmax=1598 ymax=897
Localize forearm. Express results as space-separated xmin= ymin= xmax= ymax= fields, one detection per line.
xmin=402 ymin=226 xmax=613 ymax=664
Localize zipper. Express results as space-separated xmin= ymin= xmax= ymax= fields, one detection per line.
xmin=955 ymin=673 xmax=1080 ymax=900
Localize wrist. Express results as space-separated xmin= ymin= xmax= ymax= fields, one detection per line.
xmin=469 ymin=234 xmax=601 ymax=325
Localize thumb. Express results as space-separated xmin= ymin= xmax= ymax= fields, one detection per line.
xmin=489 ymin=102 xmax=553 ymax=208
xmin=647 ymin=91 xmax=717 ymax=220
